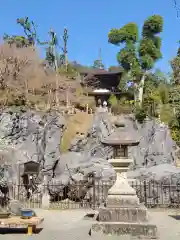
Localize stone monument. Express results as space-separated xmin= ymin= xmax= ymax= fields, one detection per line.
xmin=90 ymin=121 xmax=158 ymax=238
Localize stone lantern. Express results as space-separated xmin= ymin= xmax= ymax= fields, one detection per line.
xmin=103 ymin=122 xmax=139 ymax=175
xmin=90 ymin=120 xmax=158 ymax=238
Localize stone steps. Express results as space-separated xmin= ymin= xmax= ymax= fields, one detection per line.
xmin=91 ymin=222 xmax=157 ymax=238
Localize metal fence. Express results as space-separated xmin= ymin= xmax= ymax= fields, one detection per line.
xmin=5 ymin=180 xmax=180 ymax=209
xmin=131 ymin=180 xmax=180 ymax=208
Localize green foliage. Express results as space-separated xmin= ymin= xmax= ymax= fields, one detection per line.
xmin=108 ymin=23 xmax=138 ymax=45
xmin=140 ymin=55 xmax=154 ymax=70
xmin=110 ymin=98 xmax=134 ymax=115
xmin=142 ymin=68 xmax=180 ymax=143
xmin=134 ymin=107 xmax=147 ymax=123
xmin=171 ymin=128 xmax=180 ymax=143
xmin=5 ymin=17 xmax=69 ymax=71
xmin=143 ymin=71 xmax=170 ymax=117
xmin=139 ymin=39 xmax=162 ymax=61
xmin=46 ymin=46 xmax=55 ymax=67
xmin=169 ymin=108 xmax=180 ymax=143
xmin=153 ymin=36 xmax=162 ymax=49
xmin=17 ymin=17 xmax=38 ymax=46
xmin=160 ymin=104 xmax=174 ymax=124
xmin=4 ymin=17 xmax=40 ymax=48
xmin=46 ymin=28 xmax=69 ymax=70
xmin=171 ymin=56 xmax=180 ymax=85
xmin=158 ymin=83 xmax=169 ymax=104
xmin=108 ymin=66 xmax=123 ymax=72
xmin=108 ymin=94 xmax=118 ymax=106
xmin=58 ymin=64 xmax=77 ymax=77
xmin=3 ymin=34 xmax=29 ymax=48
xmin=118 ymin=73 xmax=128 ymax=92
xmin=117 ymin=42 xmax=139 ymax=72
xmin=142 ymin=15 xmax=163 ymax=37
xmin=92 ymin=59 xmax=104 ymax=69
xmin=108 ymin=14 xmax=163 ymax=97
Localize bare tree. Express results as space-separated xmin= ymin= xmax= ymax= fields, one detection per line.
xmin=0 ymin=43 xmax=90 ymax=109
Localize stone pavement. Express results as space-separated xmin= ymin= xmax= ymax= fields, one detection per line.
xmin=0 ymin=208 xmax=180 ymax=239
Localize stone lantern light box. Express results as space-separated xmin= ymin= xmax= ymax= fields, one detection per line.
xmin=102 ymin=122 xmax=139 ymax=173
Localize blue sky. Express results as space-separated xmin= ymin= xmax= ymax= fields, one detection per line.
xmin=1 ymin=0 xmax=180 ymax=73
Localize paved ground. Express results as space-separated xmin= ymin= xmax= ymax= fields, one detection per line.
xmin=1 ymin=208 xmax=180 ymax=239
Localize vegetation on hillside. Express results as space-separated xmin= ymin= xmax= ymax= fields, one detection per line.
xmin=3 ymin=14 xmax=180 ymax=144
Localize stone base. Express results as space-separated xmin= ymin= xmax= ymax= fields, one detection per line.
xmin=91 ymin=222 xmax=157 ymax=238
xmin=98 ymin=207 xmax=148 ymax=222
xmin=90 ymin=172 xmax=158 ymax=238
xmin=107 ymin=194 xmax=140 ymax=208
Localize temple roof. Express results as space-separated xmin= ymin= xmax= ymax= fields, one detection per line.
xmin=70 ymin=62 xmax=123 ymax=76
xmin=101 ymin=120 xmax=140 ymax=146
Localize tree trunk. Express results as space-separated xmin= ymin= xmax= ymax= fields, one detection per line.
xmin=138 ymin=74 xmax=145 ymax=105
xmin=134 ymin=74 xmax=145 ymax=106
xmin=133 ymin=83 xmax=139 ymax=105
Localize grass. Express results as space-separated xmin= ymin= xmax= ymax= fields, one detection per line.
xmin=60 ymin=111 xmax=93 ymax=153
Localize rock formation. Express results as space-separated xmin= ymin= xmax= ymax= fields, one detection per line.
xmin=0 ymin=109 xmax=116 ymax=204
xmin=0 ymin=108 xmax=179 ymax=205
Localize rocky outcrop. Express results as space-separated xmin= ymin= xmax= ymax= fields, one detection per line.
xmin=0 ymin=109 xmax=116 ymax=203
xmin=0 ymin=108 xmax=179 ymax=204
xmin=130 ymin=118 xmax=177 ymax=168
xmin=126 ymin=117 xmax=179 ymax=183
xmin=0 ymin=108 xmax=65 ymax=186
xmin=48 ymin=112 xmax=116 ymax=201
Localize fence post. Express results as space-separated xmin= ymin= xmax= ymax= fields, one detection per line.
xmin=92 ymin=179 xmax=96 ymax=210
xmin=17 ymin=184 xmax=20 ymax=200
xmin=143 ymin=180 xmax=147 ymax=207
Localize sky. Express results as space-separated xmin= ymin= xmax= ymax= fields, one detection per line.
xmin=1 ymin=0 xmax=180 ymax=73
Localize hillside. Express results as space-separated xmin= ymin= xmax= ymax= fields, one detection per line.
xmin=60 ymin=111 xmax=94 ymax=153
xmin=0 ymin=43 xmax=95 ymax=111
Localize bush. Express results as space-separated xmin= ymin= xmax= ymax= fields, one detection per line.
xmin=135 ymin=107 xmax=147 ymax=123
xmin=111 ymin=104 xmax=133 ymax=115
xmin=108 ymin=94 xmax=118 ymax=106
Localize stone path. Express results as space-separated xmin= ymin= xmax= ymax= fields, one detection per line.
xmin=1 ymin=208 xmax=180 ymax=239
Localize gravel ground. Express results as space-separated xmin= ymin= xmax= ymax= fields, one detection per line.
xmin=1 ymin=208 xmax=180 ymax=240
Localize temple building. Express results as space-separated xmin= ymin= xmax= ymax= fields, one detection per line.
xmin=78 ymin=67 xmax=133 ymax=107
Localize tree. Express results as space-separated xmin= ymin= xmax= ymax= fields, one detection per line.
xmin=4 ymin=17 xmax=39 ymax=47
xmin=92 ymin=59 xmax=104 ymax=69
xmin=46 ymin=28 xmax=69 ymax=71
xmin=170 ymin=45 xmax=180 ymax=85
xmin=108 ymin=15 xmax=163 ymax=105
xmin=108 ymin=66 xmax=123 ymax=72
xmin=173 ymin=0 xmax=180 ymax=17
xmin=45 ymin=29 xmax=59 ymax=70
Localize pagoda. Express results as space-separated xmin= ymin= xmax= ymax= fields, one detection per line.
xmin=90 ymin=119 xmax=158 ymax=238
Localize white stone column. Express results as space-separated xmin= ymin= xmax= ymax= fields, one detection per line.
xmin=41 ymin=175 xmax=50 ymax=209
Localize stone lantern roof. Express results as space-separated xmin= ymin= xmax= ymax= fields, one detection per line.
xmin=101 ymin=120 xmax=140 ymax=146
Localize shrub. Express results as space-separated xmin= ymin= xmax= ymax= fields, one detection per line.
xmin=135 ymin=107 xmax=147 ymax=123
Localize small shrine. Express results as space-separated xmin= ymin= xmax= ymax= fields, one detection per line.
xmin=90 ymin=119 xmax=158 ymax=238
xmin=24 ymin=161 xmax=40 ymax=176
xmin=20 ymin=160 xmax=40 ymax=187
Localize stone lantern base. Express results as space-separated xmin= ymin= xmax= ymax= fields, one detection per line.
xmin=90 ymin=173 xmax=158 ymax=238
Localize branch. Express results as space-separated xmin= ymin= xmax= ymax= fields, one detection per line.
xmin=173 ymin=0 xmax=180 ymax=17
